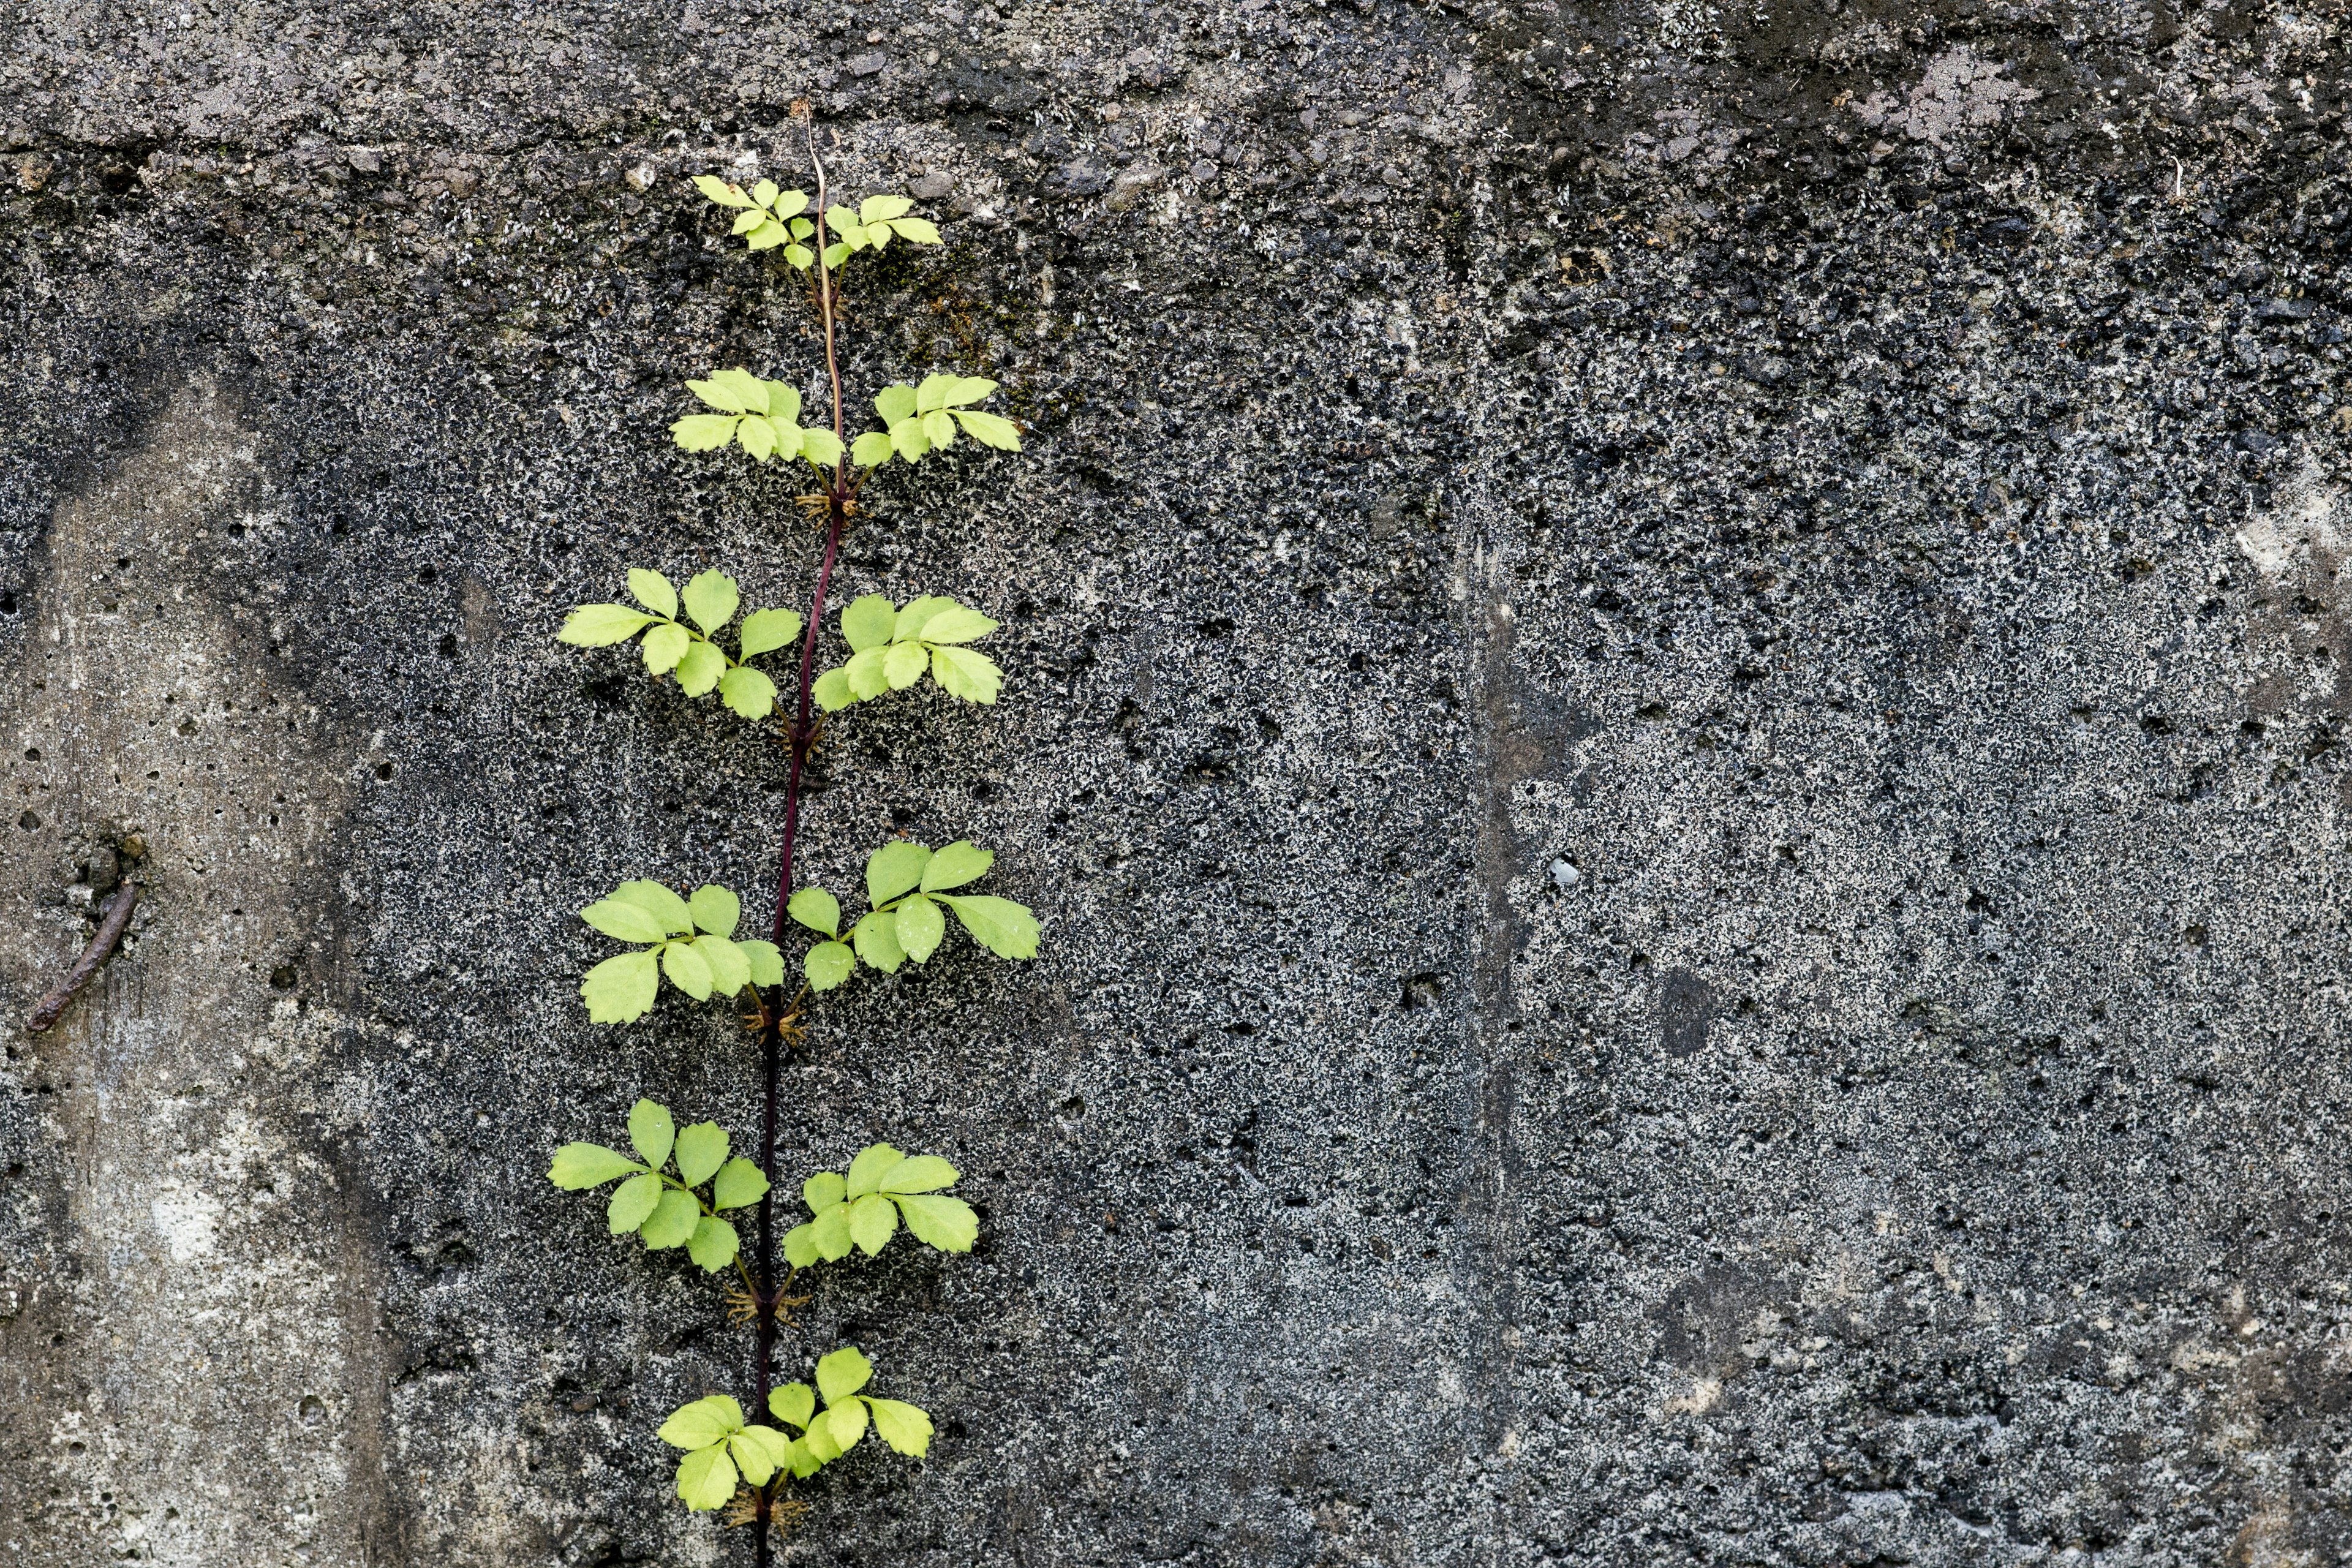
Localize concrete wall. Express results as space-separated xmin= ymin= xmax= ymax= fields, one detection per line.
xmin=3 ymin=1 xmax=2348 ymax=1563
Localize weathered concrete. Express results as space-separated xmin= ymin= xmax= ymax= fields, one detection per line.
xmin=2 ymin=2 xmax=2348 ymax=1564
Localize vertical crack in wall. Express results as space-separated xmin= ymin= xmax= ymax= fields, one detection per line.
xmin=0 ymin=377 xmax=382 ymax=1567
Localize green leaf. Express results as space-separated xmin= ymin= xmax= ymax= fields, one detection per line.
xmin=802 ymin=1413 xmax=843 ymax=1465
xmin=682 ymin=570 xmax=741 ymax=633
xmin=548 ymin=1143 xmax=643 ymax=1189
xmin=786 ymin=1434 xmax=824 ymax=1476
xmin=745 ymin=218 xmax=788 ymax=249
xmin=558 ymin=604 xmax=656 ymax=646
xmin=769 ymin=1383 xmax=816 ymax=1430
xmin=805 ymin=940 xmax=854 ymax=990
xmin=937 ymin=894 xmax=1040 ymax=959
xmin=914 ymin=373 xmax=959 ymax=413
xmin=818 ymin=1398 xmax=868 ymax=1454
xmin=717 ymin=665 xmax=778 ymax=719
xmin=920 ymin=840 xmax=994 ymax=892
xmin=712 ymin=1157 xmax=770 ymax=1211
xmin=671 ymin=413 xmax=740 ymax=452
xmin=848 ymin=1193 xmax=899 ymax=1254
xmin=893 ymin=1193 xmax=980 ymax=1252
xmin=688 ymin=885 xmax=741 ymax=938
xmin=883 ymin=640 xmax=929 ymax=690
xmin=840 ymin=594 xmax=898 ymax=653
xmin=921 ymin=409 xmax=958 ymax=449
xmin=607 ymin=1171 xmax=663 ymax=1232
xmin=674 ymin=639 xmax=726 ymax=696
xmin=729 ymin=1427 xmax=786 ymax=1485
xmin=695 ymin=935 xmax=751 ymax=995
xmin=895 ymin=892 xmax=946 ymax=963
xmin=821 ymin=240 xmax=850 ymax=270
xmin=889 ymin=217 xmax=943 ymax=245
xmin=641 ymin=622 xmax=692 ymax=676
xmin=843 ymin=646 xmax=891 ymax=701
xmin=802 ymin=428 xmax=844 ymax=470
xmin=866 ymin=1398 xmax=935 ymax=1457
xmin=844 ymin=1143 xmax=906 ymax=1200
xmin=810 ymin=1198 xmax=854 ymax=1261
xmin=816 ymin=1346 xmax=875 ymax=1403
xmin=824 ymin=203 xmax=857 ymax=235
xmin=852 ymin=910 xmax=906 ymax=973
xmin=706 ymin=368 xmax=769 ymax=414
xmin=913 ymin=606 xmax=1000 ymax=646
xmin=784 ymin=242 xmax=815 ymax=270
xmin=641 ymin=1188 xmax=700 ymax=1250
xmin=582 ymin=950 xmax=660 ymax=1022
xmin=737 ymin=608 xmax=802 ymax=658
xmin=783 ymin=1223 xmax=820 ymax=1268
xmin=674 ymin=1444 xmax=738 ymax=1512
xmin=581 ymin=898 xmax=670 ymax=943
xmin=929 ymin=644 xmax=1004 ymax=703
xmin=788 ymin=888 xmax=842 ymax=937
xmin=663 ymin=939 xmax=715 ymax=1000
xmin=864 ymin=221 xmax=894 ymax=252
xmin=772 ymin=189 xmax=810 ymax=219
xmin=693 ymin=175 xmax=753 ymax=208
xmin=953 ymin=409 xmax=1022 ymax=450
xmin=629 ymin=1100 xmax=677 ymax=1167
xmin=610 ymin=881 xmax=695 ymax=934
xmin=739 ymin=940 xmax=785 ymax=989
xmin=812 ymin=668 xmax=857 ymax=712
xmin=867 ymin=841 xmax=934 ymax=907
xmin=878 ymin=1154 xmax=959 ymax=1194
xmin=891 ymin=421 xmax=933 ymax=462
xmin=628 ymin=568 xmax=679 ymax=619
xmin=874 ymin=384 xmax=918 ymax=424
xmin=751 ymin=178 xmax=780 ymax=208
xmin=859 ymin=194 xmax=914 ymax=224
xmin=851 ymin=429 xmax=895 ymax=467
xmin=730 ymin=208 xmax=765 ymax=236
xmin=804 ymin=1171 xmax=848 ymax=1212
xmin=659 ymin=1393 xmax=745 ymax=1449
xmin=736 ymin=412 xmax=778 ymax=461
xmin=674 ymin=1121 xmax=730 ymax=1186
xmin=688 ymin=1215 xmax=741 ymax=1272
xmin=893 ymin=595 xmax=960 ymax=642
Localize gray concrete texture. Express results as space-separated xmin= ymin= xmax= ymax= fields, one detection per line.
xmin=1 ymin=0 xmax=2347 ymax=1563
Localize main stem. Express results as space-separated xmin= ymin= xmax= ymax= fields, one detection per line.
xmin=752 ymin=126 xmax=850 ymax=1568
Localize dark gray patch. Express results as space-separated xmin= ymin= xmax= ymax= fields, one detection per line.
xmin=1659 ymin=969 xmax=1714 ymax=1058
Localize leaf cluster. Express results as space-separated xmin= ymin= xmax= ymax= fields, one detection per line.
xmin=788 ymin=840 xmax=1038 ymax=991
xmin=658 ymin=1395 xmax=796 ymax=1510
xmin=767 ymin=1346 xmax=933 ymax=1473
xmin=559 ymin=568 xmax=801 ymax=720
xmin=579 ymin=881 xmax=785 ymax=1023
xmin=783 ymin=1142 xmax=978 ymax=1267
xmin=693 ymin=178 xmax=942 ymax=271
xmin=670 ymin=369 xmax=846 ymax=470
xmin=850 ymin=375 xmax=1021 ymax=468
xmin=548 ymin=1099 xmax=771 ymax=1275
xmin=814 ymin=594 xmax=1002 ymax=712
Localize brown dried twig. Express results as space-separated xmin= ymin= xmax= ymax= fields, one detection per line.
xmin=26 ymin=883 xmax=140 ymax=1032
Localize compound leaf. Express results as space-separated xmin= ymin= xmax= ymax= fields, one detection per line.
xmin=913 ymin=606 xmax=998 ymax=646
xmin=688 ymin=884 xmax=741 ymax=938
xmin=549 ymin=1143 xmax=644 ymax=1189
xmin=812 ymin=668 xmax=856 ymax=712
xmin=866 ymin=1398 xmax=934 ymax=1457
xmin=803 ymin=1171 xmax=848 ymax=1212
xmin=712 ymin=1157 xmax=769 ymax=1210
xmin=641 ymin=1188 xmax=700 ymax=1250
xmin=937 ymin=894 xmax=1041 ymax=960
xmin=610 ymin=881 xmax=695 ymax=934
xmin=883 ymin=639 xmax=929 ymax=690
xmin=788 ymin=887 xmax=842 ymax=937
xmin=628 ymin=1099 xmax=677 ymax=1167
xmin=895 ymin=893 xmax=945 ymax=963
xmin=581 ymin=950 xmax=660 ymax=1022
xmin=628 ymin=568 xmax=679 ymax=619
xmin=816 ymin=1346 xmax=875 ymax=1403
xmin=866 ymin=841 xmax=933 ymax=907
xmin=852 ymin=909 xmax=906 ymax=974
xmin=894 ymin=1193 xmax=980 ymax=1252
xmin=848 ymin=1192 xmax=899 ymax=1255
xmin=673 ymin=1121 xmax=730 ymax=1187
xmin=581 ymin=897 xmax=670 ymax=944
xmin=662 ymin=940 xmax=714 ymax=1001
xmin=929 ymin=644 xmax=1004 ymax=703
xmin=682 ymin=571 xmax=741 ymax=633
xmin=805 ymin=940 xmax=854 ymax=990
xmin=607 ymin=1171 xmax=663 ymax=1232
xmin=660 ymin=1394 xmax=745 ymax=1449
xmin=675 ymin=1444 xmax=738 ymax=1512
xmin=738 ymin=940 xmax=786 ymax=989
xmin=920 ymin=840 xmax=994 ymax=892
xmin=674 ymin=639 xmax=726 ymax=696
xmin=737 ymin=608 xmax=803 ymax=658
xmin=878 ymin=1155 xmax=959 ymax=1194
xmin=840 ymin=594 xmax=897 ymax=653
xmin=688 ymin=1215 xmax=741 ymax=1272
xmin=559 ymin=604 xmax=656 ymax=646
xmin=640 ymin=622 xmax=692 ymax=676
xmin=769 ymin=1382 xmax=816 ymax=1430
xmin=716 ymin=665 xmax=777 ymax=719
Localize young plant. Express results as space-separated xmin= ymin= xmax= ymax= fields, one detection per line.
xmin=542 ymin=113 xmax=1040 ymax=1560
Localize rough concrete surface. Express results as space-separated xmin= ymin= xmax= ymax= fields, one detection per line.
xmin=2 ymin=1 xmax=2348 ymax=1564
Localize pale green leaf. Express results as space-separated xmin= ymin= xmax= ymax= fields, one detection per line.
xmin=581 ymin=898 xmax=669 ymax=943
xmin=712 ymin=1157 xmax=769 ymax=1210
xmin=812 ymin=668 xmax=857 ymax=712
xmin=805 ymin=940 xmax=854 ymax=990
xmin=844 ymin=1143 xmax=905 ymax=1200
xmin=893 ymin=1193 xmax=980 ymax=1252
xmin=717 ymin=665 xmax=777 ymax=719
xmin=746 ymin=217 xmax=788 ymax=249
xmin=640 ymin=622 xmax=691 ymax=675
xmin=695 ymin=934 xmax=751 ymax=995
xmin=819 ymin=1398 xmax=868 ymax=1454
xmin=810 ymin=1198 xmax=854 ymax=1261
xmin=816 ymin=1346 xmax=875 ymax=1403
xmin=629 ymin=1099 xmax=676 ymax=1167
xmin=866 ymin=841 xmax=933 ymax=907
xmin=671 ymin=413 xmax=739 ymax=451
xmin=865 ymin=1398 xmax=934 ymax=1457
xmin=738 ymin=940 xmax=785 ymax=989
xmin=663 ymin=940 xmax=714 ymax=1000
xmin=913 ymin=606 xmax=999 ymax=646
xmin=874 ymin=384 xmax=918 ymax=423
xmin=737 ymin=608 xmax=803 ymax=658
xmin=802 ymin=1413 xmax=842 ymax=1464
xmin=686 ymin=376 xmax=750 ymax=415
xmin=674 ymin=639 xmax=726 ymax=696
xmin=659 ymin=1393 xmax=745 ymax=1449
xmin=801 ymin=428 xmax=844 ymax=470
xmin=953 ymin=409 xmax=1022 ymax=450
xmin=824 ymin=203 xmax=857 ymax=235
xmin=675 ymin=1444 xmax=737 ymax=1511
xmin=889 ymin=216 xmax=943 ymax=245
xmin=610 ymin=881 xmax=695 ymax=933
xmin=760 ymin=383 xmax=802 ymax=424
xmin=893 ymin=595 xmax=960 ymax=643
xmin=784 ymin=242 xmax=814 ymax=270
xmin=865 ymin=221 xmax=894 ymax=252
xmin=688 ymin=885 xmax=741 ymax=938
xmin=681 ymin=571 xmax=741 ymax=634
xmin=769 ymin=1382 xmax=816 ymax=1430
xmin=548 ymin=1142 xmax=643 ymax=1189
xmin=752 ymin=178 xmax=780 ymax=208
xmin=771 ymin=189 xmax=810 ymax=219
xmin=929 ymin=644 xmax=1003 ymax=703
xmin=786 ymin=1434 xmax=824 ymax=1476
xmin=848 ymin=1192 xmax=898 ymax=1255
xmin=851 ymin=430 xmax=895 ymax=467
xmin=607 ymin=1171 xmax=663 ymax=1232
xmin=693 ymin=175 xmax=753 ymax=208
xmin=937 ymin=894 xmax=1041 ymax=959
xmin=803 ymin=1171 xmax=848 ymax=1212
xmin=788 ymin=887 xmax=842 ymax=938
xmin=641 ymin=1188 xmax=700 ymax=1249
xmin=706 ymin=368 xmax=769 ymax=415
xmin=688 ymin=1215 xmax=740 ymax=1272
xmin=821 ymin=240 xmax=850 ymax=269
xmin=783 ymin=1223 xmax=820 ymax=1268
xmin=728 ymin=1427 xmax=782 ymax=1485
xmin=736 ymin=412 xmax=777 ymax=461
xmin=895 ymin=892 xmax=945 ymax=963
xmin=628 ymin=568 xmax=679 ymax=619
xmin=558 ymin=604 xmax=655 ymax=646
xmin=878 ymin=1154 xmax=959 ymax=1194
xmin=582 ymin=950 xmax=660 ymax=1022
xmin=914 ymin=372 xmax=959 ymax=413
xmin=883 ymin=640 xmax=928 ymax=690
xmin=852 ymin=909 xmax=906 ymax=973
xmin=919 ymin=840 xmax=994 ymax=892
xmin=674 ymin=1121 xmax=730 ymax=1186
xmin=840 ymin=594 xmax=897 ymax=653
xmin=730 ymin=208 xmax=765 ymax=236
xmin=859 ymin=194 xmax=914 ymax=224
xmin=949 ymin=375 xmax=1000 ymax=405
xmin=921 ymin=409 xmax=957 ymax=448
xmin=891 ymin=420 xmax=933 ymax=462
xmin=843 ymin=646 xmax=891 ymax=701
